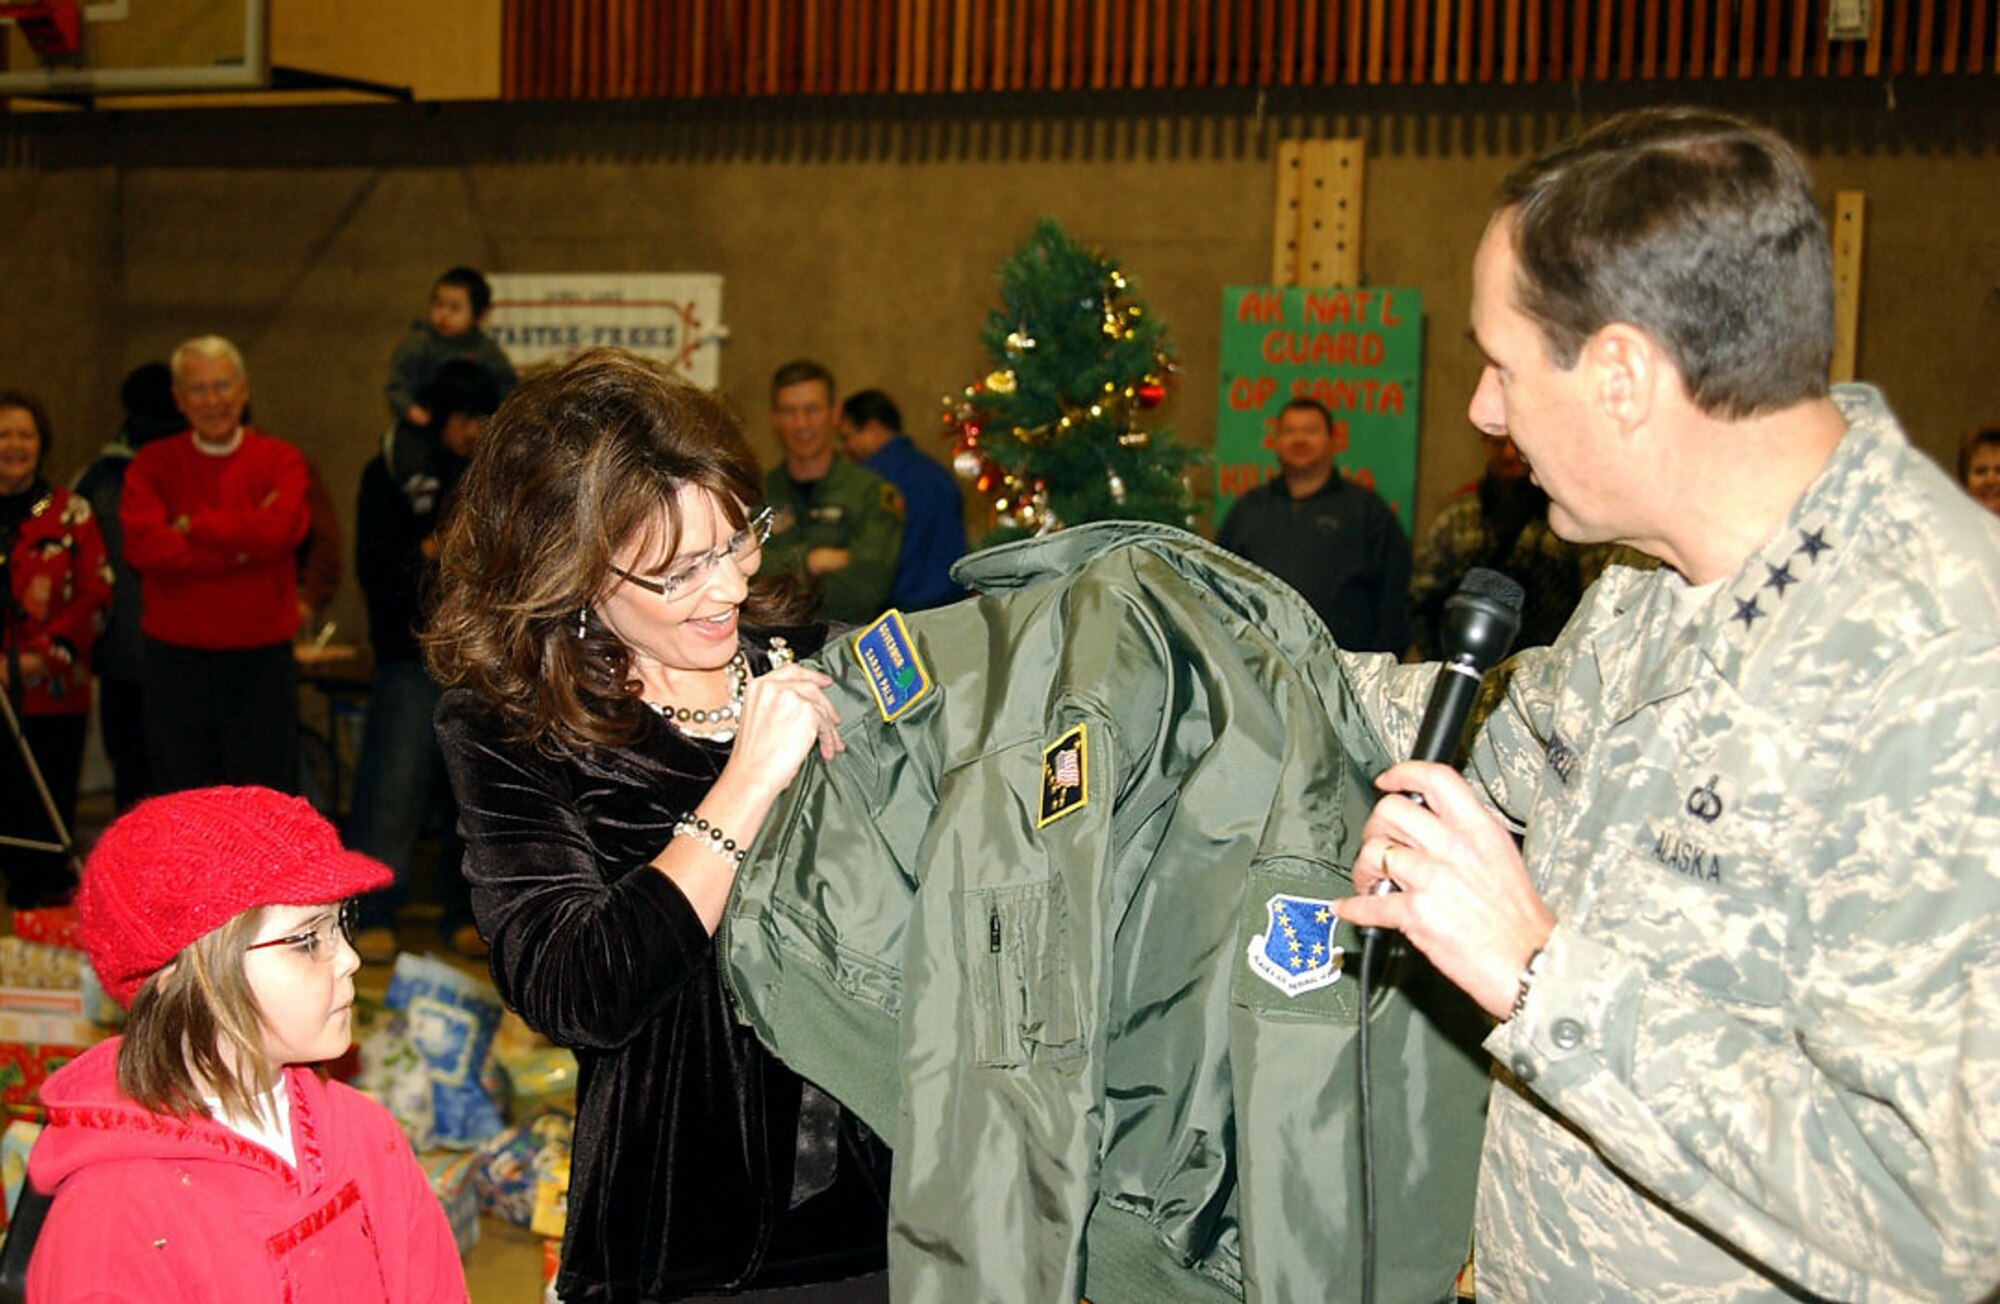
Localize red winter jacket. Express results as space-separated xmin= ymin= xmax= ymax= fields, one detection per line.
xmin=26 ymin=1038 xmax=467 ymax=1303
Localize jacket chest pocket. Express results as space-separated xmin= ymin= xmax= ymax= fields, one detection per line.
xmin=268 ymin=1180 xmax=391 ymax=1304
xmin=1552 ymin=695 xmax=1799 ymax=1011
xmin=957 ymin=880 xmax=1084 ymax=1068
xmin=1595 ymin=835 xmax=1791 ymax=1009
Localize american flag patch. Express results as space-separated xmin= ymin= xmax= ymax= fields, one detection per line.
xmin=1038 ymin=724 xmax=1089 ymax=828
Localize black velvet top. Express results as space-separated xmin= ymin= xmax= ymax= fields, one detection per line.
xmin=435 ymin=630 xmax=890 ymax=1303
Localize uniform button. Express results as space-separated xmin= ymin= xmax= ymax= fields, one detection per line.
xmin=1511 ymin=1056 xmax=1537 ymax=1084
xmin=1551 ymin=1017 xmax=1585 ymax=1050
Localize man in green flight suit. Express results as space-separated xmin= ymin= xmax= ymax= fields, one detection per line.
xmin=762 ymin=359 xmax=902 ymax=624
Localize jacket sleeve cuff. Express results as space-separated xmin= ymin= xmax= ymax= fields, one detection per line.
xmin=1483 ymin=922 xmax=1643 ymax=1098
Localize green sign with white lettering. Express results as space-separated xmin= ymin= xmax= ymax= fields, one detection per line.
xmin=1213 ymin=286 xmax=1422 ymax=529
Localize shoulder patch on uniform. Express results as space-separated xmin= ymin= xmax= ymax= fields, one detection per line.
xmin=1038 ymin=725 xmax=1089 ymax=827
xmin=852 ymin=610 xmax=930 ymax=721
xmin=881 ymin=483 xmax=905 ymax=519
xmin=1247 ymin=893 xmax=1346 ymax=996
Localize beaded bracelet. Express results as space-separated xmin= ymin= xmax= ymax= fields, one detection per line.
xmin=675 ymin=813 xmax=747 ymax=867
xmin=1507 ymin=946 xmax=1548 ymax=1023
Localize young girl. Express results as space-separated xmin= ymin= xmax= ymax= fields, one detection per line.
xmin=24 ymin=786 xmax=468 ymax=1303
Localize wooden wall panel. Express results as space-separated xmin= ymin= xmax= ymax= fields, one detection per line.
xmin=1831 ymin=190 xmax=1866 ymax=383
xmin=500 ymin=0 xmax=2000 ymax=98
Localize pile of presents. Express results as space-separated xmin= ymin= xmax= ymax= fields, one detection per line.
xmin=0 ymin=909 xmax=579 ymax=1285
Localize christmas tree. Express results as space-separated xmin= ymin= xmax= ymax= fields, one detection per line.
xmin=946 ymin=219 xmax=1200 ymax=546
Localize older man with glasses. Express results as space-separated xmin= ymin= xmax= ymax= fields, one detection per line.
xmin=120 ymin=335 xmax=311 ymax=795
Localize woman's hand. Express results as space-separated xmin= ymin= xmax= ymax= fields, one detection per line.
xmin=659 ymin=661 xmax=844 ymax=932
xmin=720 ymin=662 xmax=845 ymax=802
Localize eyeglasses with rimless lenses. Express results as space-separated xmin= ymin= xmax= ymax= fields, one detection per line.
xmin=610 ymin=507 xmax=775 ymax=600
xmin=244 ymin=900 xmax=359 ymax=964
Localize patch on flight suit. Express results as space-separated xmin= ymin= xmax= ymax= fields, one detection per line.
xmin=881 ymin=483 xmax=905 ymax=519
xmin=1246 ymin=893 xmax=1346 ymax=997
xmin=852 ymin=610 xmax=931 ymax=721
xmin=1038 ymin=725 xmax=1089 ymax=828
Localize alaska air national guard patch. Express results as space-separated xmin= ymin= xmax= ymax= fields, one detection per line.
xmin=1247 ymin=893 xmax=1346 ymax=996
xmin=1038 ymin=725 xmax=1089 ymax=827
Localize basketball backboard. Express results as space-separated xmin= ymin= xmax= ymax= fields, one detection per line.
xmin=0 ymin=0 xmax=262 ymax=97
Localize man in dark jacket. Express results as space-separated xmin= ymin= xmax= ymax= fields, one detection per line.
xmin=345 ymin=360 xmax=501 ymax=962
xmin=1217 ymin=397 xmax=1411 ymax=655
xmin=840 ymin=389 xmax=967 ymax=611
xmin=71 ymin=363 xmax=184 ymax=810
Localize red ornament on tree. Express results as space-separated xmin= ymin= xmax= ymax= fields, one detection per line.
xmin=1135 ymin=380 xmax=1166 ymax=410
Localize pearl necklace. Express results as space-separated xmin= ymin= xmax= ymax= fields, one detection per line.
xmin=646 ymin=651 xmax=748 ymax=731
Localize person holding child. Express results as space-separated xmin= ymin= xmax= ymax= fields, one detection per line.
xmin=25 ymin=786 xmax=467 ymax=1302
xmin=428 ymin=349 xmax=890 ymax=1302
xmin=345 ymin=360 xmax=504 ymax=965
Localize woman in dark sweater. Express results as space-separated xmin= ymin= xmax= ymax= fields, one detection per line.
xmin=426 ymin=350 xmax=889 ymax=1303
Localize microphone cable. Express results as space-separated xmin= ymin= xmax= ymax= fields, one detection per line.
xmin=1354 ymin=567 xmax=1523 ymax=1304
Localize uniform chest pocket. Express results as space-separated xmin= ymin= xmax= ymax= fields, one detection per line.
xmin=1594 ymin=827 xmax=1792 ymax=1010
xmin=269 ymin=1180 xmax=391 ymax=1304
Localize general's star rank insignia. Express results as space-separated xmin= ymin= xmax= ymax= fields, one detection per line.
xmin=1247 ymin=893 xmax=1346 ymax=996
xmin=1038 ymin=725 xmax=1089 ymax=827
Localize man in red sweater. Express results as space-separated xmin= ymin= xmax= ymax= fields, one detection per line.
xmin=121 ymin=336 xmax=310 ymax=793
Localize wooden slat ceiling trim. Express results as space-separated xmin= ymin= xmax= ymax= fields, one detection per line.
xmin=502 ymin=0 xmax=2000 ymax=96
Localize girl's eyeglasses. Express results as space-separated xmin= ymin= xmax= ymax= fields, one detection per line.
xmin=611 ymin=507 xmax=775 ymax=600
xmin=245 ymin=900 xmax=359 ymax=964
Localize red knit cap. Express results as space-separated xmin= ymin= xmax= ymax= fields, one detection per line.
xmin=78 ymin=787 xmax=393 ymax=1007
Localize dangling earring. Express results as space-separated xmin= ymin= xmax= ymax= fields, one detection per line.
xmin=576 ymin=606 xmax=589 ymax=639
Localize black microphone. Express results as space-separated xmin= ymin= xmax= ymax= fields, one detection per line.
xmin=1409 ymin=566 xmax=1526 ymax=765
xmin=1363 ymin=567 xmax=1524 ymax=923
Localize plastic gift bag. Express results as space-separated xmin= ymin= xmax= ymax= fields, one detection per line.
xmin=384 ymin=953 xmax=506 ymax=1148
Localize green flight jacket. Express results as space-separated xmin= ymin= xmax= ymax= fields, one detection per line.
xmin=723 ymin=522 xmax=1487 ymax=1303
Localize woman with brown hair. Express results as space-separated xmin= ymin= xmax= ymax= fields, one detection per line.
xmin=426 ymin=350 xmax=889 ymax=1302
xmin=1957 ymin=425 xmax=2000 ymax=517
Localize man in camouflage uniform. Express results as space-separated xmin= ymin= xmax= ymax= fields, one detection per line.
xmin=762 ymin=359 xmax=902 ymax=624
xmin=1407 ymin=434 xmax=1632 ymax=659
xmin=1339 ymin=109 xmax=2000 ymax=1301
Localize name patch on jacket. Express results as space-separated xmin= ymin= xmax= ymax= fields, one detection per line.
xmin=1247 ymin=894 xmax=1346 ymax=996
xmin=1039 ymin=725 xmax=1089 ymax=827
xmin=853 ymin=610 xmax=931 ymax=721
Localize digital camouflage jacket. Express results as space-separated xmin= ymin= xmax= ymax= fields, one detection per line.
xmin=1386 ymin=385 xmax=2000 ymax=1302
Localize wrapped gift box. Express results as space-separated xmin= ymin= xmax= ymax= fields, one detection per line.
xmin=419 ymin=1148 xmax=482 ymax=1259
xmin=0 ymin=1118 xmax=43 ymax=1232
xmin=0 ymin=1041 xmax=86 ymax=1122
xmin=9 ymin=908 xmax=79 ymax=951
